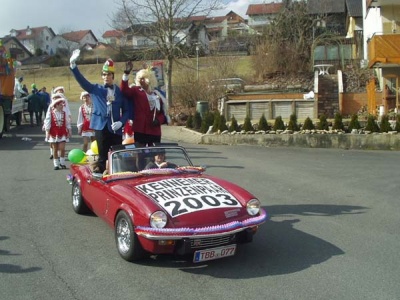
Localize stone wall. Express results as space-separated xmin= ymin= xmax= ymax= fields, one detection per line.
xmin=201 ymin=132 xmax=400 ymax=151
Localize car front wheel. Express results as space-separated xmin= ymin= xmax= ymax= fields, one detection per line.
xmin=72 ymin=179 xmax=89 ymax=214
xmin=115 ymin=211 xmax=145 ymax=262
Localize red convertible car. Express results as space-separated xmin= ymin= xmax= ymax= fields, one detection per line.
xmin=68 ymin=143 xmax=267 ymax=263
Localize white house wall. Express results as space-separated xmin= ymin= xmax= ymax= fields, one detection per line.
xmin=363 ymin=6 xmax=382 ymax=60
xmin=79 ymin=34 xmax=97 ymax=46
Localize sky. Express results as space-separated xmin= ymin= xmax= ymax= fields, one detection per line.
xmin=0 ymin=0 xmax=275 ymax=40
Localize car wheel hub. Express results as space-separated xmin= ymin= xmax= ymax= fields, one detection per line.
xmin=72 ymin=186 xmax=80 ymax=208
xmin=117 ymin=219 xmax=131 ymax=253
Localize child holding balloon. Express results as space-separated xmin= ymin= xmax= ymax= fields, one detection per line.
xmin=44 ymin=97 xmax=71 ymax=170
xmin=77 ymin=91 xmax=95 ymax=152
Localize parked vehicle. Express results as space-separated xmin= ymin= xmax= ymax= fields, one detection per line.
xmin=0 ymin=42 xmax=23 ymax=138
xmin=208 ymin=78 xmax=245 ymax=93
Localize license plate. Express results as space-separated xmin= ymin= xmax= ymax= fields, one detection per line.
xmin=193 ymin=244 xmax=236 ymax=263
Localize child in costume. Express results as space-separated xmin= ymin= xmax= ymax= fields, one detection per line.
xmin=77 ymin=91 xmax=95 ymax=152
xmin=44 ymin=97 xmax=71 ymax=170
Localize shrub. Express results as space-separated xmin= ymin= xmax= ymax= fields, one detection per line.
xmin=218 ymin=114 xmax=228 ymax=132
xmin=379 ymin=115 xmax=392 ymax=133
xmin=200 ymin=111 xmax=214 ymax=133
xmin=394 ymin=115 xmax=400 ymax=132
xmin=212 ymin=111 xmax=221 ymax=132
xmin=193 ymin=111 xmax=202 ymax=130
xmin=229 ymin=115 xmax=240 ymax=132
xmin=317 ymin=114 xmax=329 ymax=130
xmin=273 ymin=116 xmax=285 ymax=131
xmin=365 ymin=115 xmax=379 ymax=132
xmin=258 ymin=113 xmax=270 ymax=131
xmin=287 ymin=113 xmax=299 ymax=131
xmin=348 ymin=114 xmax=361 ymax=131
xmin=242 ymin=115 xmax=253 ymax=132
xmin=302 ymin=117 xmax=315 ymax=130
xmin=186 ymin=114 xmax=193 ymax=129
xmin=332 ymin=112 xmax=344 ymax=130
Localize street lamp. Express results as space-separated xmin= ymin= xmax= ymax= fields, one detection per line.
xmin=196 ymin=44 xmax=199 ymax=81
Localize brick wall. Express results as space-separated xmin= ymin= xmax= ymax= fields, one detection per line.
xmin=342 ymin=92 xmax=383 ymax=115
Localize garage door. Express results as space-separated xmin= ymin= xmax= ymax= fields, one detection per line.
xmin=296 ymin=102 xmax=314 ymax=120
xmin=227 ymin=102 xmax=247 ymax=121
xmin=250 ymin=102 xmax=270 ymax=120
xmin=272 ymin=102 xmax=292 ymax=119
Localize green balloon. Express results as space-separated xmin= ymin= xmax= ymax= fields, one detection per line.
xmin=68 ymin=149 xmax=86 ymax=164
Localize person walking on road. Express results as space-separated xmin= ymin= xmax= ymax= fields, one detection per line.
xmin=44 ymin=97 xmax=71 ymax=170
xmin=77 ymin=91 xmax=95 ymax=153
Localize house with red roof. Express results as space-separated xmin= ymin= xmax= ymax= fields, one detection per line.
xmin=0 ymin=36 xmax=32 ymax=61
xmin=246 ymin=2 xmax=284 ymax=30
xmin=102 ymin=30 xmax=126 ymax=46
xmin=9 ymin=26 xmax=56 ymax=55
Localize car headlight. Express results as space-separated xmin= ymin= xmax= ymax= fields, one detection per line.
xmin=150 ymin=211 xmax=167 ymax=228
xmin=246 ymin=199 xmax=261 ymax=216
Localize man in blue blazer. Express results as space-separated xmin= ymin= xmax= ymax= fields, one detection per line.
xmin=70 ymin=49 xmax=131 ymax=173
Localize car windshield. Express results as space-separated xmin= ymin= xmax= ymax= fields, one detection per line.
xmin=107 ymin=145 xmax=201 ymax=178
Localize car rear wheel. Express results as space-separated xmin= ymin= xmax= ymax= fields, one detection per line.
xmin=115 ymin=211 xmax=145 ymax=262
xmin=72 ymin=179 xmax=89 ymax=214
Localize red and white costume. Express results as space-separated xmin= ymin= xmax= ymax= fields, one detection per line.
xmin=77 ymin=103 xmax=95 ymax=137
xmin=44 ymin=107 xmax=71 ymax=143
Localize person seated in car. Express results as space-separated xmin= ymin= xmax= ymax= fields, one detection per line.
xmin=144 ymin=150 xmax=177 ymax=169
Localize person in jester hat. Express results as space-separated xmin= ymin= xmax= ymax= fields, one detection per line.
xmin=69 ymin=49 xmax=130 ymax=173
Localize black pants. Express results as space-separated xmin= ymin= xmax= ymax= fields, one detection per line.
xmin=29 ymin=111 xmax=40 ymax=126
xmin=95 ymin=126 xmax=122 ymax=171
xmin=134 ymin=132 xmax=161 ymax=146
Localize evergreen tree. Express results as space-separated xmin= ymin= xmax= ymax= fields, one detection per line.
xmin=212 ymin=111 xmax=221 ymax=132
xmin=394 ymin=115 xmax=400 ymax=132
xmin=193 ymin=111 xmax=202 ymax=130
xmin=317 ymin=114 xmax=329 ymax=130
xmin=365 ymin=115 xmax=379 ymax=132
xmin=229 ymin=115 xmax=240 ymax=132
xmin=287 ymin=113 xmax=299 ymax=131
xmin=379 ymin=115 xmax=392 ymax=133
xmin=218 ymin=114 xmax=228 ymax=132
xmin=348 ymin=114 xmax=361 ymax=131
xmin=186 ymin=114 xmax=193 ymax=129
xmin=242 ymin=115 xmax=253 ymax=132
xmin=258 ymin=113 xmax=269 ymax=131
xmin=200 ymin=111 xmax=214 ymax=133
xmin=302 ymin=117 xmax=315 ymax=130
xmin=273 ymin=116 xmax=285 ymax=131
xmin=332 ymin=112 xmax=344 ymax=130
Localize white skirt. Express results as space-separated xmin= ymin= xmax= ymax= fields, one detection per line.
xmin=46 ymin=135 xmax=69 ymax=143
xmin=81 ymin=131 xmax=95 ymax=137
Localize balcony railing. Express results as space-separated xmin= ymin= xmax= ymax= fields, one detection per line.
xmin=368 ymin=33 xmax=400 ymax=68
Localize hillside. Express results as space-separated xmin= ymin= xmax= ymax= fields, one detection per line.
xmin=16 ymin=56 xmax=254 ymax=101
xmin=16 ymin=56 xmax=367 ymax=107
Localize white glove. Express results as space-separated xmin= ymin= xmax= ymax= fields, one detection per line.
xmin=111 ymin=121 xmax=122 ymax=131
xmin=70 ymin=49 xmax=80 ymax=68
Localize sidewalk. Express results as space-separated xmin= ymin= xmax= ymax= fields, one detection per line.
xmin=161 ymin=125 xmax=202 ymax=144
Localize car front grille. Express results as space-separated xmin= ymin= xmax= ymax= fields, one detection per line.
xmin=190 ymin=235 xmax=234 ymax=249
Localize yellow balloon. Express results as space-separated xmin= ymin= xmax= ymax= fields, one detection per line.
xmin=79 ymin=156 xmax=87 ymax=164
xmin=90 ymin=140 xmax=99 ymax=155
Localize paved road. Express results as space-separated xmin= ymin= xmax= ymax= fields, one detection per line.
xmin=0 ymin=103 xmax=399 ymax=300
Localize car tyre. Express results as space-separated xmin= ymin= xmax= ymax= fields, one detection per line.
xmin=115 ymin=211 xmax=145 ymax=262
xmin=71 ymin=179 xmax=89 ymax=214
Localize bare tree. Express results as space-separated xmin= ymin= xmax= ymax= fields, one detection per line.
xmin=253 ymin=0 xmax=315 ymax=75
xmin=112 ymin=0 xmax=223 ymax=107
